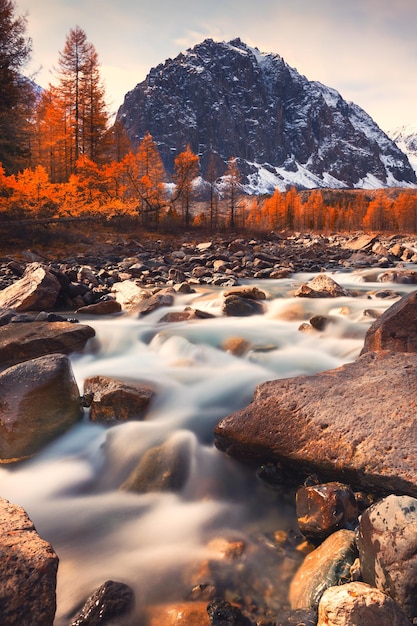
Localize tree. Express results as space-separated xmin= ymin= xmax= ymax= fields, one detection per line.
xmin=172 ymin=145 xmax=199 ymax=228
xmin=205 ymin=151 xmax=220 ymax=231
xmin=0 ymin=0 xmax=34 ymax=173
xmin=54 ymin=26 xmax=108 ymax=176
xmin=223 ymin=157 xmax=242 ymax=230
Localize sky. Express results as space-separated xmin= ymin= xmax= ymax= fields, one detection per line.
xmin=14 ymin=0 xmax=417 ymax=132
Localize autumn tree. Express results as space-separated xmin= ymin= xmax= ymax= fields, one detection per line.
xmin=0 ymin=0 xmax=34 ymax=173
xmin=171 ymin=145 xmax=199 ymax=228
xmin=205 ymin=151 xmax=220 ymax=230
xmin=52 ymin=26 xmax=108 ymax=177
xmin=223 ymin=157 xmax=242 ymax=230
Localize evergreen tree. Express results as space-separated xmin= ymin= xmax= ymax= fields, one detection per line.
xmin=0 ymin=0 xmax=34 ymax=173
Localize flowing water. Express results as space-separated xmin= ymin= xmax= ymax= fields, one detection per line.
xmin=0 ymin=268 xmax=415 ymax=624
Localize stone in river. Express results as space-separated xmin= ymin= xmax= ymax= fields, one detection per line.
xmin=289 ymin=529 xmax=357 ymax=610
xmin=356 ymin=494 xmax=417 ymax=621
xmin=214 ymin=351 xmax=417 ymax=497
xmin=0 ymin=354 xmax=82 ymax=462
xmin=0 ymin=497 xmax=58 ymax=626
xmin=361 ymin=289 xmax=417 ymax=354
xmin=145 ymin=601 xmax=210 ymax=625
xmin=0 ymin=320 xmax=95 ymax=366
xmin=294 ymin=274 xmax=351 ymax=298
xmin=296 ymin=482 xmax=358 ymax=541
xmin=84 ymin=375 xmax=155 ymax=423
xmin=0 ymin=262 xmax=61 ymax=311
xmin=317 ymin=582 xmax=412 ymax=626
xmin=69 ymin=580 xmax=135 ymax=626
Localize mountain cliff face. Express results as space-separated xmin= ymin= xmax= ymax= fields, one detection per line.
xmin=116 ymin=38 xmax=416 ymax=192
xmin=388 ymin=126 xmax=417 ymax=176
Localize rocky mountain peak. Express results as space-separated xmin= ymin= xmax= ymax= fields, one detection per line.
xmin=116 ymin=38 xmax=417 ymax=192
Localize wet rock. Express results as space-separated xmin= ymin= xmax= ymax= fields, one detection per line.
xmin=0 ymin=497 xmax=58 ymax=626
xmin=221 ymin=336 xmax=251 ymax=356
xmin=158 ymin=307 xmax=215 ymax=323
xmin=289 ymin=529 xmax=357 ymax=610
xmin=0 ymin=262 xmax=61 ymax=311
xmin=207 ymin=598 xmax=247 ymax=625
xmin=0 ymin=354 xmax=82 ymax=462
xmin=111 ymin=279 xmax=147 ymax=310
xmin=356 ymin=494 xmax=417 ymax=620
xmin=223 ymin=286 xmax=267 ymax=301
xmin=215 ymin=351 xmax=417 ymax=497
xmin=223 ymin=295 xmax=264 ymax=317
xmin=361 ymin=290 xmax=417 ymax=354
xmin=137 ymin=287 xmax=175 ymax=315
xmin=276 ymin=608 xmax=317 ymax=626
xmin=296 ymin=482 xmax=358 ymax=541
xmin=84 ymin=376 xmax=155 ymax=424
xmin=309 ymin=315 xmax=330 ymax=331
xmin=317 ymin=582 xmax=412 ymax=626
xmin=75 ymin=298 xmax=122 ymax=315
xmin=70 ymin=580 xmax=135 ymax=626
xmin=145 ymin=601 xmax=210 ymax=625
xmin=0 ymin=320 xmax=95 ymax=367
xmin=294 ymin=274 xmax=351 ymax=298
xmin=378 ymin=270 xmax=417 ymax=284
xmin=120 ymin=432 xmax=192 ymax=493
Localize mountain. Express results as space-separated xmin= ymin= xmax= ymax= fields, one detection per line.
xmin=116 ymin=38 xmax=416 ymax=193
xmin=388 ymin=125 xmax=417 ymax=176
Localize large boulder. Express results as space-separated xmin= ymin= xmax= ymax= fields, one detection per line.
xmin=0 ymin=497 xmax=58 ymax=626
xmin=0 ymin=262 xmax=61 ymax=311
xmin=214 ymin=351 xmax=417 ymax=496
xmin=0 ymin=320 xmax=95 ymax=367
xmin=0 ymin=354 xmax=82 ymax=462
xmin=356 ymin=495 xmax=417 ymax=620
xmin=294 ymin=274 xmax=351 ymax=298
xmin=361 ymin=290 xmax=417 ymax=354
xmin=84 ymin=375 xmax=155 ymax=424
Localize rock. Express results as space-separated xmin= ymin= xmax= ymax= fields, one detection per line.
xmin=0 ymin=497 xmax=58 ymax=626
xmin=83 ymin=376 xmax=155 ymax=424
xmin=137 ymin=288 xmax=175 ymax=315
xmin=356 ymin=494 xmax=417 ymax=620
xmin=221 ymin=337 xmax=251 ymax=356
xmin=0 ymin=320 xmax=95 ymax=367
xmin=70 ymin=580 xmax=135 ymax=626
xmin=223 ymin=286 xmax=267 ymax=300
xmin=75 ymin=299 xmax=122 ymax=315
xmin=120 ymin=432 xmax=192 ymax=493
xmin=0 ymin=354 xmax=82 ymax=462
xmin=214 ymin=351 xmax=417 ymax=497
xmin=0 ymin=262 xmax=61 ymax=311
xmin=289 ymin=529 xmax=357 ymax=610
xmin=158 ymin=307 xmax=214 ymax=323
xmin=317 ymin=582 xmax=412 ymax=626
xmin=207 ymin=597 xmax=246 ymax=625
xmin=222 ymin=295 xmax=264 ymax=317
xmin=111 ymin=279 xmax=147 ymax=310
xmin=343 ymin=235 xmax=377 ymax=251
xmin=296 ymin=482 xmax=358 ymax=541
xmin=294 ymin=274 xmax=351 ymax=298
xmin=145 ymin=601 xmax=210 ymax=625
xmin=276 ymin=608 xmax=317 ymax=625
xmin=378 ymin=270 xmax=417 ymax=284
xmin=361 ymin=290 xmax=417 ymax=354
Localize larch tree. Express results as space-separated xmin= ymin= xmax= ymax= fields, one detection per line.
xmin=224 ymin=156 xmax=242 ymax=230
xmin=172 ymin=145 xmax=199 ymax=228
xmin=54 ymin=25 xmax=109 ymax=177
xmin=0 ymin=0 xmax=34 ymax=173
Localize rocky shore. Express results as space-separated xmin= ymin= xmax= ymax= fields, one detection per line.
xmin=2 ymin=231 xmax=417 ymax=625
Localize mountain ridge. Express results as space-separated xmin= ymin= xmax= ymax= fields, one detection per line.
xmin=116 ymin=38 xmax=416 ymax=193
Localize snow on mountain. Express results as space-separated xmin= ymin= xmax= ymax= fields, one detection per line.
xmin=116 ymin=38 xmax=417 ymax=193
xmin=388 ymin=125 xmax=417 ymax=176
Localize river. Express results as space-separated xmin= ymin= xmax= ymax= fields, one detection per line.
xmin=0 ymin=267 xmax=414 ymax=624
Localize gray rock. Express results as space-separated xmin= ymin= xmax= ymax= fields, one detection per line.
xmin=317 ymin=582 xmax=412 ymax=626
xmin=0 ymin=354 xmax=82 ymax=462
xmin=84 ymin=375 xmax=155 ymax=424
xmin=70 ymin=580 xmax=135 ymax=626
xmin=356 ymin=495 xmax=417 ymax=620
xmin=294 ymin=274 xmax=351 ymax=298
xmin=0 ymin=497 xmax=58 ymax=625
xmin=214 ymin=351 xmax=417 ymax=496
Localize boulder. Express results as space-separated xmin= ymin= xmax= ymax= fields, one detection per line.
xmin=0 ymin=497 xmax=58 ymax=626
xmin=289 ymin=529 xmax=357 ymax=610
xmin=207 ymin=598 xmax=246 ymax=625
xmin=356 ymin=495 xmax=417 ymax=620
xmin=0 ymin=320 xmax=95 ymax=367
xmin=214 ymin=351 xmax=417 ymax=497
xmin=222 ymin=295 xmax=264 ymax=316
xmin=70 ymin=580 xmax=135 ymax=626
xmin=317 ymin=582 xmax=412 ymax=626
xmin=361 ymin=290 xmax=417 ymax=354
xmin=83 ymin=375 xmax=155 ymax=424
xmin=0 ymin=262 xmax=61 ymax=311
xmin=158 ymin=307 xmax=215 ymax=323
xmin=294 ymin=274 xmax=351 ymax=298
xmin=137 ymin=287 xmax=175 ymax=315
xmin=120 ymin=432 xmax=192 ymax=493
xmin=145 ymin=602 xmax=210 ymax=626
xmin=0 ymin=354 xmax=82 ymax=462
xmin=75 ymin=299 xmax=122 ymax=315
xmin=111 ymin=279 xmax=148 ymax=310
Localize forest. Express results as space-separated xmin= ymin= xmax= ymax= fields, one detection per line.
xmin=1 ymin=0 xmax=417 ymax=241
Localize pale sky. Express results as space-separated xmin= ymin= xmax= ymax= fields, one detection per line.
xmin=15 ymin=0 xmax=417 ymax=132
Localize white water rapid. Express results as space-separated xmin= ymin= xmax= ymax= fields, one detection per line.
xmin=0 ymin=269 xmax=414 ymax=624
